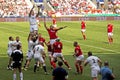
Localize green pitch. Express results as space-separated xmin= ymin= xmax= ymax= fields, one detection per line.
xmin=0 ymin=20 xmax=120 ymax=80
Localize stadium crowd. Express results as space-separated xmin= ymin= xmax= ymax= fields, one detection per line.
xmin=49 ymin=0 xmax=120 ymax=15
xmin=0 ymin=0 xmax=120 ymax=17
xmin=0 ymin=0 xmax=30 ymax=17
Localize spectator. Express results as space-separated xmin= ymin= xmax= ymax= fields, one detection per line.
xmin=100 ymin=61 xmax=115 ymax=80
xmin=52 ymin=61 xmax=68 ymax=80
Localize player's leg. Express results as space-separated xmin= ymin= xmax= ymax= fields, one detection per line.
xmin=91 ymin=68 xmax=99 ymax=80
xmin=75 ymin=60 xmax=80 ymax=73
xmin=60 ymin=55 xmax=71 ymax=69
xmin=18 ymin=63 xmax=23 ymax=80
xmin=13 ymin=68 xmax=17 ymax=80
xmin=40 ymin=57 xmax=49 ymax=74
xmin=48 ymin=52 xmax=54 ymax=69
xmin=78 ymin=55 xmax=84 ymax=74
xmin=81 ymin=30 xmax=86 ymax=40
xmin=78 ymin=60 xmax=83 ymax=74
xmin=13 ymin=63 xmax=17 ymax=80
xmin=51 ymin=53 xmax=57 ymax=68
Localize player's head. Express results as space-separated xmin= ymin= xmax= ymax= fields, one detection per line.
xmin=31 ymin=10 xmax=34 ymax=16
xmin=50 ymin=25 xmax=54 ymax=29
xmin=56 ymin=38 xmax=60 ymax=42
xmin=16 ymin=45 xmax=21 ymax=50
xmin=104 ymin=61 xmax=109 ymax=66
xmin=73 ymin=41 xmax=78 ymax=47
xmin=88 ymin=51 xmax=92 ymax=57
xmin=16 ymin=36 xmax=19 ymax=42
xmin=9 ymin=36 xmax=14 ymax=41
xmin=58 ymin=61 xmax=63 ymax=67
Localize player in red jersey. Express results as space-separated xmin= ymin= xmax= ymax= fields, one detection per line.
xmin=44 ymin=17 xmax=67 ymax=45
xmin=107 ymin=23 xmax=113 ymax=44
xmin=73 ymin=41 xmax=84 ymax=74
xmin=81 ymin=21 xmax=86 ymax=40
xmin=38 ymin=33 xmax=46 ymax=46
xmin=46 ymin=41 xmax=53 ymax=68
xmin=51 ymin=38 xmax=71 ymax=69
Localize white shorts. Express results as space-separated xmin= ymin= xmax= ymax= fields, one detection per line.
xmin=50 ymin=39 xmax=56 ymax=45
xmin=81 ymin=29 xmax=86 ymax=32
xmin=26 ymin=50 xmax=33 ymax=60
xmin=48 ymin=51 xmax=52 ymax=57
xmin=76 ymin=55 xmax=84 ymax=61
xmin=30 ymin=24 xmax=38 ymax=32
xmin=108 ymin=32 xmax=113 ymax=37
xmin=34 ymin=56 xmax=44 ymax=63
xmin=91 ymin=67 xmax=100 ymax=77
xmin=53 ymin=53 xmax=63 ymax=58
xmin=7 ymin=50 xmax=12 ymax=57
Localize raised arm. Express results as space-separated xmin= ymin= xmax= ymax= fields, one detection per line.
xmin=36 ymin=6 xmax=40 ymax=18
xmin=57 ymin=26 xmax=68 ymax=30
xmin=29 ymin=5 xmax=35 ymax=17
xmin=43 ymin=17 xmax=48 ymax=30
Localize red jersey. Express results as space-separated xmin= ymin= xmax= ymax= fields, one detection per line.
xmin=81 ymin=21 xmax=86 ymax=29
xmin=53 ymin=41 xmax=62 ymax=53
xmin=47 ymin=42 xmax=52 ymax=52
xmin=53 ymin=18 xmax=56 ymax=25
xmin=74 ymin=45 xmax=83 ymax=57
xmin=107 ymin=24 xmax=113 ymax=33
xmin=39 ymin=37 xmax=45 ymax=46
xmin=47 ymin=29 xmax=58 ymax=39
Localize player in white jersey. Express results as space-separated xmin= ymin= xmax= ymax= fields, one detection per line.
xmin=23 ymin=33 xmax=38 ymax=70
xmin=84 ymin=51 xmax=102 ymax=80
xmin=33 ymin=42 xmax=49 ymax=74
xmin=13 ymin=36 xmax=22 ymax=50
xmin=7 ymin=36 xmax=15 ymax=69
xmin=29 ymin=5 xmax=40 ymax=34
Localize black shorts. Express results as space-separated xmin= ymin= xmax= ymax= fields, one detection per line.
xmin=13 ymin=62 xmax=21 ymax=68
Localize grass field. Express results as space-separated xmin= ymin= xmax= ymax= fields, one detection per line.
xmin=0 ymin=20 xmax=120 ymax=80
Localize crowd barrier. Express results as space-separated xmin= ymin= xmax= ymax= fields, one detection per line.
xmin=0 ymin=16 xmax=120 ymax=22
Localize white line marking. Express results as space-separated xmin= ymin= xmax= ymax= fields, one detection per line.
xmin=0 ymin=26 xmax=120 ymax=54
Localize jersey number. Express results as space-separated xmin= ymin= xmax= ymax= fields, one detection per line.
xmin=92 ymin=59 xmax=96 ymax=63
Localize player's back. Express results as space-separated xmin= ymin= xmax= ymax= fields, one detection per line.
xmin=34 ymin=44 xmax=44 ymax=56
xmin=11 ymin=50 xmax=23 ymax=62
xmin=53 ymin=42 xmax=62 ymax=53
xmin=87 ymin=56 xmax=100 ymax=68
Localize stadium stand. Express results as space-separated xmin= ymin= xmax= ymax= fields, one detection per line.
xmin=0 ymin=0 xmax=119 ymax=17
xmin=0 ymin=0 xmax=31 ymax=17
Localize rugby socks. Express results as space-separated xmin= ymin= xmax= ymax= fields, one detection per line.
xmin=20 ymin=72 xmax=23 ymax=80
xmin=43 ymin=64 xmax=47 ymax=72
xmin=34 ymin=64 xmax=37 ymax=72
xmin=75 ymin=64 xmax=79 ymax=73
xmin=51 ymin=61 xmax=56 ymax=68
xmin=64 ymin=61 xmax=70 ymax=68
xmin=80 ymin=66 xmax=83 ymax=74
xmin=13 ymin=73 xmax=16 ymax=80
xmin=83 ymin=35 xmax=86 ymax=40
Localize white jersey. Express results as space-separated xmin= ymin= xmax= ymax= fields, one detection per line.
xmin=28 ymin=40 xmax=36 ymax=51
xmin=29 ymin=15 xmax=37 ymax=25
xmin=13 ymin=40 xmax=22 ymax=50
xmin=86 ymin=56 xmax=100 ymax=69
xmin=34 ymin=44 xmax=44 ymax=57
xmin=7 ymin=41 xmax=15 ymax=53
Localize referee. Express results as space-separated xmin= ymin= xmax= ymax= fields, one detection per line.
xmin=52 ymin=61 xmax=68 ymax=80
xmin=11 ymin=45 xmax=23 ymax=80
